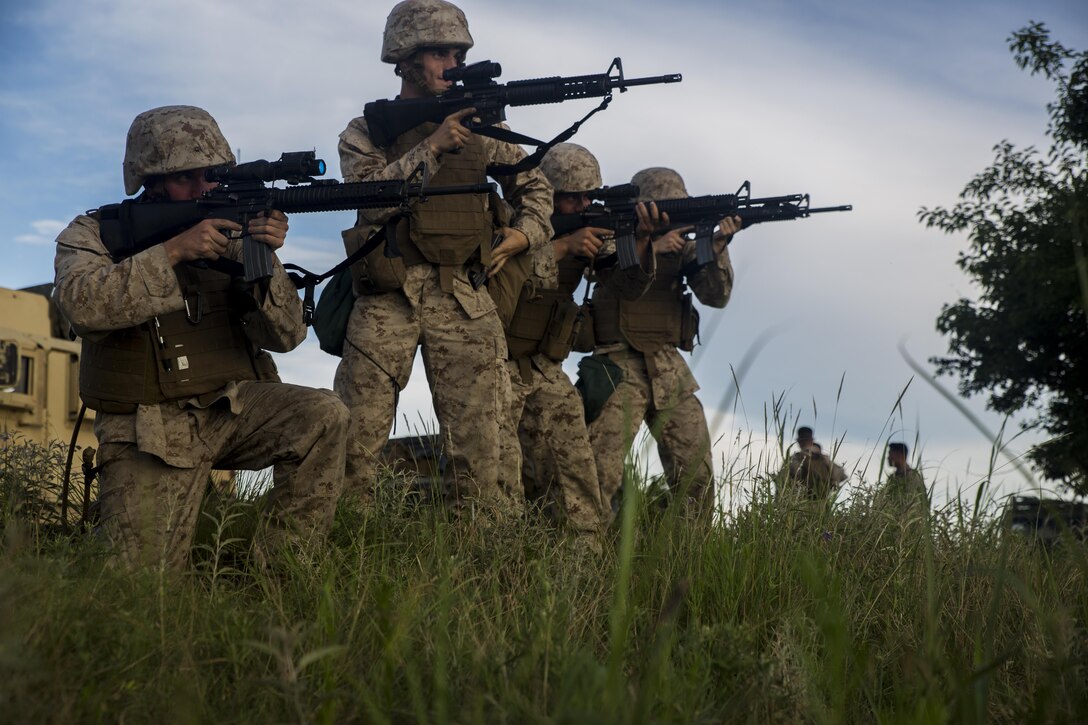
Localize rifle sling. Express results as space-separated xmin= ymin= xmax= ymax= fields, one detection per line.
xmin=284 ymin=223 xmax=393 ymax=325
xmin=482 ymin=95 xmax=613 ymax=176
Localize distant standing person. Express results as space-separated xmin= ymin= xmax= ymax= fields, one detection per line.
xmin=881 ymin=442 xmax=927 ymax=507
xmin=780 ymin=426 xmax=847 ymax=501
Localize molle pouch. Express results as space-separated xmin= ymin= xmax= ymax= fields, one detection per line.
xmin=575 ymin=354 xmax=623 ymax=424
xmin=539 ymin=298 xmax=580 ymax=362
xmin=345 ymin=224 xmax=405 ymax=295
xmin=572 ymin=302 xmax=596 ymax=353
xmin=679 ymin=291 xmax=701 ymax=352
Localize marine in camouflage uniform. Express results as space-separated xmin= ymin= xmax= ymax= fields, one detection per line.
xmin=335 ymin=0 xmax=552 ymax=516
xmin=53 ymin=106 xmax=348 ymax=569
xmin=585 ymin=168 xmax=740 ymax=522
xmin=491 ymin=143 xmax=655 ymax=534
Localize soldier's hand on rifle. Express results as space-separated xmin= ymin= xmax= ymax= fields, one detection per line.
xmin=713 ymin=214 xmax=742 ymax=256
xmin=427 ymin=107 xmax=477 ymax=155
xmin=163 ymin=218 xmax=242 ymax=266
xmin=486 ymin=226 xmax=529 ymax=278
xmin=556 ymin=227 xmax=611 ymax=260
xmin=246 ymin=210 xmax=289 ymax=251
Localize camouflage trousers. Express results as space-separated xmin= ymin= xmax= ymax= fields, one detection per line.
xmin=95 ymin=382 xmax=348 ymax=569
xmin=335 ymin=268 xmax=520 ymax=517
xmin=587 ymin=350 xmax=714 ymax=523
xmin=502 ymin=356 xmax=605 ymax=533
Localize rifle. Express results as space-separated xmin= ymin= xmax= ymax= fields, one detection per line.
xmin=364 ymin=58 xmax=681 ymax=171
xmin=95 ymin=152 xmax=495 ymax=282
xmin=551 ymin=181 xmax=853 ymax=270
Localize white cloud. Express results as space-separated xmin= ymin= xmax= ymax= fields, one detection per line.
xmin=14 ymin=219 xmax=67 ymax=246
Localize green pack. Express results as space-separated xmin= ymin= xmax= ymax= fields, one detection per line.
xmin=575 ymin=354 xmax=623 ymax=424
xmin=312 ymin=268 xmax=355 ymax=357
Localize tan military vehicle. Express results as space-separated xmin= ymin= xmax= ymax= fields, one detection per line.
xmin=1 ymin=284 xmax=96 ymax=451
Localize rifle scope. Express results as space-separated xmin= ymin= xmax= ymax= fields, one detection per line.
xmin=588 ymin=184 xmax=639 ymax=201
xmin=443 ymin=61 xmax=502 ymax=84
xmin=205 ymin=151 xmax=327 ymax=184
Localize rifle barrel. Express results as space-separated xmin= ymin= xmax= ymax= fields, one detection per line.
xmin=615 ymin=74 xmax=683 ymax=88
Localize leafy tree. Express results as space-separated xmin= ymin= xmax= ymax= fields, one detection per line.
xmin=919 ymin=23 xmax=1088 ymax=494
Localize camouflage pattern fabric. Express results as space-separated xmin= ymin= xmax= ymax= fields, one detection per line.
xmin=587 ymin=349 xmax=714 ymax=522
xmin=588 ymin=236 xmax=733 ymax=522
xmin=53 ymin=214 xmax=347 ymax=569
xmin=95 ymin=382 xmax=347 ymax=569
xmin=501 ymin=357 xmax=605 ymax=532
xmin=381 ymin=0 xmax=473 ymax=63
xmin=337 ymin=118 xmax=553 ymax=255
xmin=122 ymin=105 xmax=235 ymax=196
xmin=335 ymin=107 xmax=552 ymax=520
xmin=335 ymin=265 xmax=523 ymax=518
xmin=631 ymin=167 xmax=689 ymax=201
xmin=537 ymin=143 xmax=602 ymax=192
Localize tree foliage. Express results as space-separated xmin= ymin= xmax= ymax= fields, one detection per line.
xmin=919 ymin=23 xmax=1088 ymax=493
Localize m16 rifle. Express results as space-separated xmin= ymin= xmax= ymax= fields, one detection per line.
xmin=551 ymin=181 xmax=853 ymax=270
xmin=364 ymin=58 xmax=681 ymax=173
xmin=95 ymin=151 xmax=495 ymax=282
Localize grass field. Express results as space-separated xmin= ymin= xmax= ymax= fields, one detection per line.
xmin=1 ymin=432 xmax=1086 ymax=723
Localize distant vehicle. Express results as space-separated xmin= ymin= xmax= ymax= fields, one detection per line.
xmin=1 ymin=284 xmax=96 ymax=452
xmin=1005 ymin=495 xmax=1087 ymax=543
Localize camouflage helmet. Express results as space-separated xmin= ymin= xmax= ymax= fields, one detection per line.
xmin=631 ymin=167 xmax=689 ymax=201
xmin=122 ymin=106 xmax=234 ymax=196
xmin=381 ymin=0 xmax=474 ymax=64
xmin=538 ymin=143 xmax=602 ymax=193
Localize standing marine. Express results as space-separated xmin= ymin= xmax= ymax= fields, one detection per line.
xmin=584 ymin=167 xmax=740 ymax=521
xmin=492 ymin=142 xmax=655 ymax=536
xmin=53 ymin=106 xmax=349 ymax=568
xmin=334 ymin=0 xmax=553 ymax=517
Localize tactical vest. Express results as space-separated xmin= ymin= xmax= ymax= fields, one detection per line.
xmin=386 ymin=123 xmax=492 ymax=275
xmin=505 ymin=257 xmax=587 ymax=362
xmin=79 ymin=266 xmax=267 ymax=414
xmin=592 ymin=254 xmax=699 ymax=353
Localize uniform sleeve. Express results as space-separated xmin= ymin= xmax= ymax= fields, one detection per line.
xmin=338 ymin=115 xmax=442 ymax=227
xmin=53 ymin=215 xmax=184 ymax=336
xmin=483 ymin=127 xmax=553 ymax=252
xmin=681 ymin=235 xmax=734 ymax=308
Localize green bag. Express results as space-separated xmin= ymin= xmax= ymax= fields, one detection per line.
xmin=575 ymin=354 xmax=623 ymax=424
xmin=312 ymin=268 xmax=355 ymax=357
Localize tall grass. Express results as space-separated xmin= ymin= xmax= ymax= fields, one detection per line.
xmin=1 ymin=422 xmax=1086 ymax=723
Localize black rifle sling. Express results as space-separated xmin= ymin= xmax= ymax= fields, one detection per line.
xmin=481 ymin=95 xmax=613 ymax=176
xmin=284 ymin=223 xmax=392 ymax=325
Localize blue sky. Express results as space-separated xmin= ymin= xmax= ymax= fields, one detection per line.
xmin=2 ymin=0 xmax=1086 ymax=507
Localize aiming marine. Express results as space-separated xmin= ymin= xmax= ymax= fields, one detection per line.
xmin=334 ymin=0 xmax=552 ymax=516
xmin=53 ymin=106 xmax=348 ymax=568
xmin=493 ymin=142 xmax=655 ymax=535
xmin=583 ymin=167 xmax=740 ymax=521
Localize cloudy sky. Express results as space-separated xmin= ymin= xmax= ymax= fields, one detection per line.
xmin=2 ymin=0 xmax=1085 ymax=508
